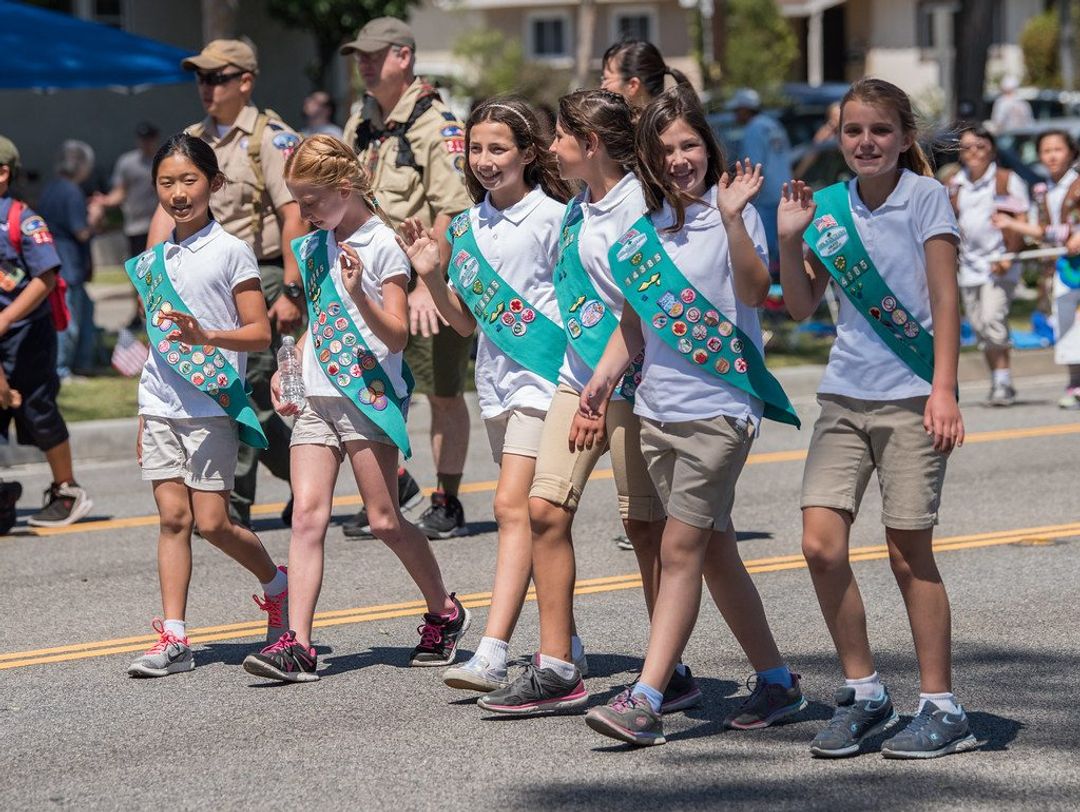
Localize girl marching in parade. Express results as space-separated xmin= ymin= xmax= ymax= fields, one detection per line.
xmin=577 ymin=86 xmax=805 ymax=746
xmin=394 ymin=97 xmax=584 ymax=692
xmin=126 ymin=134 xmax=288 ymax=677
xmin=779 ymin=78 xmax=976 ymax=758
xmin=600 ymin=39 xmax=691 ymax=111
xmin=241 ymin=135 xmax=468 ymax=682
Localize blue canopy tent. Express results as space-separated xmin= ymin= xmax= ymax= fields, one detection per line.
xmin=0 ymin=0 xmax=193 ymax=91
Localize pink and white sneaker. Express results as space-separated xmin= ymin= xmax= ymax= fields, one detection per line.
xmin=127 ymin=619 xmax=194 ymax=678
xmin=253 ymin=565 xmax=289 ymax=643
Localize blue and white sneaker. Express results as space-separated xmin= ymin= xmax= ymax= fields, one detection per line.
xmin=443 ymin=653 xmax=509 ymax=692
xmin=810 ymin=686 xmax=900 ymax=758
xmin=881 ymin=701 xmax=978 ymax=759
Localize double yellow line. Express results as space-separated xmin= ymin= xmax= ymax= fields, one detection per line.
xmin=3 ymin=520 xmax=1076 ymax=671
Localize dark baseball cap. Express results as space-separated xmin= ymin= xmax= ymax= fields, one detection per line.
xmin=135 ymin=122 xmax=160 ymax=138
xmin=340 ymin=17 xmax=415 ymax=55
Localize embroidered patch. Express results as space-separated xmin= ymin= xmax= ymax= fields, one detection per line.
xmin=272 ymin=132 xmax=300 ymax=158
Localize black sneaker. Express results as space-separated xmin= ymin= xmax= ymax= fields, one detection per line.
xmin=810 ymin=686 xmax=900 ymax=758
xmin=27 ymin=481 xmax=93 ymax=528
xmin=477 ymin=662 xmax=588 ymax=715
xmin=415 ymin=491 xmax=467 ymax=539
xmin=242 ymin=631 xmax=319 ymax=683
xmin=662 ymin=665 xmax=704 ymax=713
xmin=0 ymin=480 xmax=22 ymax=535
xmin=343 ymin=469 xmax=422 ymax=538
xmin=409 ymin=593 xmax=471 ymax=666
xmin=724 ymin=672 xmax=808 ymax=729
xmin=881 ymin=701 xmax=978 ymax=759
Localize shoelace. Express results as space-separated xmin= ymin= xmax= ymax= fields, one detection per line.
xmin=260 ymin=631 xmax=296 ymax=655
xmin=253 ymin=592 xmax=285 ymax=628
xmin=145 ymin=618 xmax=184 ymax=654
xmin=900 ymin=707 xmax=936 ymax=736
xmin=416 ymin=617 xmax=444 ymax=650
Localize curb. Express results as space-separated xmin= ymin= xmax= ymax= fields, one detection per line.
xmin=0 ymin=348 xmax=1062 ymax=468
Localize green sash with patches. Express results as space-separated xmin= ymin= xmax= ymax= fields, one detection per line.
xmin=610 ymin=218 xmax=800 ymax=428
xmin=806 ymin=183 xmax=936 ymax=385
xmin=446 ymin=211 xmax=564 ymax=383
xmin=125 ymin=244 xmax=267 ymax=448
xmin=292 ymin=231 xmax=413 ymax=458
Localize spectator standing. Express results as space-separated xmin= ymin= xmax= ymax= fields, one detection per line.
xmin=990 ymin=76 xmax=1034 ymax=133
xmin=301 ymin=91 xmax=344 ymax=139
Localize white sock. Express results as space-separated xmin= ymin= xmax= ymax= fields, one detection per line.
xmin=674 ymin=662 xmax=688 ymax=677
xmin=538 ymin=654 xmax=577 ymax=681
xmin=475 ymin=636 xmax=509 ymax=669
xmin=992 ymin=369 xmax=1012 ymax=386
xmin=919 ymin=691 xmax=962 ymax=715
xmin=163 ymin=619 xmax=187 ymax=640
xmin=260 ymin=566 xmax=288 ymax=597
xmin=570 ymin=635 xmax=584 ymax=663
xmin=845 ymin=672 xmax=885 ymax=701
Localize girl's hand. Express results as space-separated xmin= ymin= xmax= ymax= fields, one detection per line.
xmin=568 ymin=409 xmax=606 ymax=452
xmin=339 ymin=242 xmax=367 ymax=304
xmin=777 ymin=180 xmax=817 ymax=241
xmin=923 ymin=389 xmax=964 ymax=454
xmin=398 ymin=217 xmax=441 ymax=279
xmin=578 ymin=373 xmax=614 ymax=420
xmin=1066 ymin=231 xmax=1080 ymax=256
xmin=990 ymin=212 xmax=1019 ymax=232
xmin=167 ymin=311 xmax=210 ymax=345
xmin=270 ymin=370 xmax=301 ymax=417
xmin=717 ymin=158 xmax=764 ymax=222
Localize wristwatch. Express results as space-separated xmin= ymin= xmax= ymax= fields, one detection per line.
xmin=283 ymin=282 xmax=303 ymax=301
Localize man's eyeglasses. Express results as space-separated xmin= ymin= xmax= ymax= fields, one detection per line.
xmin=195 ymin=71 xmax=245 ymax=87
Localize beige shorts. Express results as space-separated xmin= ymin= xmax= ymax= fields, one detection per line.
xmin=640 ymin=414 xmax=753 ymax=530
xmin=290 ymin=395 xmax=393 ymax=460
xmin=961 ymin=280 xmax=1015 ymax=349
xmin=484 ymin=407 xmax=547 ymax=463
xmin=140 ymin=415 xmax=239 ymax=492
xmin=801 ymin=394 xmax=947 ymax=530
xmin=529 ymin=385 xmax=664 ymax=521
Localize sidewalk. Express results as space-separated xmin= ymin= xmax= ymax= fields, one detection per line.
xmin=0 ymin=346 xmax=1063 ymax=468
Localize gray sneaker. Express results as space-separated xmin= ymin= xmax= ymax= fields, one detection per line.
xmin=443 ymin=653 xmax=509 ymax=692
xmin=585 ymin=692 xmax=666 ymax=746
xmin=127 ymin=620 xmax=194 ymax=678
xmin=881 ymin=701 xmax=978 ymax=759
xmin=988 ymin=382 xmax=1016 ymax=407
xmin=477 ymin=662 xmax=588 ymax=714
xmin=724 ymin=672 xmax=808 ymax=729
xmin=810 ymin=686 xmax=900 ymax=758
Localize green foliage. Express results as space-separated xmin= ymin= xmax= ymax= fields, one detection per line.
xmin=723 ymin=0 xmax=798 ymax=97
xmin=1020 ymin=9 xmax=1061 ymax=88
xmin=449 ymin=29 xmax=570 ymax=108
xmin=266 ymin=0 xmax=421 ymax=88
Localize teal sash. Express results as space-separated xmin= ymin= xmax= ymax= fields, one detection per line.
xmin=610 ymin=217 xmax=800 ymax=428
xmin=292 ymin=232 xmax=414 ymax=458
xmin=553 ymin=197 xmax=641 ymax=398
xmin=446 ymin=211 xmax=565 ymax=382
xmin=805 ymin=183 xmax=936 ymax=385
xmin=125 ymin=244 xmax=267 ymax=449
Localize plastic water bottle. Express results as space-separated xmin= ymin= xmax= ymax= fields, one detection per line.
xmin=277 ymin=335 xmax=306 ymax=410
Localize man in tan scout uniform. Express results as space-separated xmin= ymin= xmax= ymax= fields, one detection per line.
xmin=340 ymin=18 xmax=474 ymax=540
xmin=146 ymin=39 xmax=304 ymax=527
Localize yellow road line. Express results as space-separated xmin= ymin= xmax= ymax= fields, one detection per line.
xmin=3 ymin=521 xmax=1076 ymax=671
xmin=24 ymin=420 xmax=1080 ymax=538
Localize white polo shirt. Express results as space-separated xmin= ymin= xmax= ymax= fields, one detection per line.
xmin=817 ymin=170 xmax=960 ymax=401
xmin=954 ymin=163 xmax=1029 ymax=287
xmin=558 ymin=172 xmax=648 ymax=395
xmin=139 ymin=220 xmax=261 ymax=419
xmin=1044 ymin=167 xmax=1078 ymax=227
xmin=448 ymin=187 xmax=563 ymax=420
xmin=301 ymin=217 xmax=411 ymax=400
xmin=634 ymin=190 xmax=769 ymax=427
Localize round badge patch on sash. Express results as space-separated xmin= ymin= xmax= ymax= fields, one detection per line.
xmin=330 ymin=340 xmax=342 ymax=354
xmin=678 ymin=338 xmax=692 ymax=354
xmin=686 ymin=307 xmax=701 ymax=323
xmin=522 ymin=309 xmax=536 ymax=323
xmin=167 ymin=351 xmax=180 ymax=365
xmin=718 ymin=322 xmax=734 ymax=337
xmin=716 ymin=358 xmax=730 ymax=374
xmin=672 ymin=321 xmax=687 ymax=336
xmin=343 ymin=333 xmax=357 ymax=347
xmin=652 ymin=314 xmax=668 ymax=330
xmin=680 ymin=289 xmax=696 ymax=304
xmin=512 ymin=322 xmax=527 ymax=337
xmin=692 ymin=324 xmax=707 ymax=341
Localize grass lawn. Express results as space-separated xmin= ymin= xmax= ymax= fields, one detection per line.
xmin=58 ymin=374 xmax=139 ymax=422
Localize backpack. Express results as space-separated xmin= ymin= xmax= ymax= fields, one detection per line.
xmin=6 ymin=200 xmax=69 ymax=331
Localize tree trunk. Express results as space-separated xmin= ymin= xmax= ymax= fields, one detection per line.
xmin=1061 ymin=0 xmax=1076 ymax=91
xmin=954 ymin=0 xmax=995 ymax=120
xmin=201 ymin=0 xmax=238 ymax=44
xmin=574 ymin=0 xmax=597 ymax=90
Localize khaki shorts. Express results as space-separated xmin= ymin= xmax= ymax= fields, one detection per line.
xmin=640 ymin=414 xmax=753 ymax=530
xmin=290 ymin=395 xmax=394 ymax=460
xmin=484 ymin=407 xmax=547 ymax=463
xmin=529 ymin=385 xmax=664 ymax=521
xmin=960 ymin=280 xmax=1015 ymax=349
xmin=405 ymin=328 xmax=474 ymax=397
xmin=801 ymin=394 xmax=947 ymax=530
xmin=140 ymin=415 xmax=238 ymax=491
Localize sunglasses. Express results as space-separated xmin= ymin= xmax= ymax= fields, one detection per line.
xmin=195 ymin=71 xmax=245 ymax=87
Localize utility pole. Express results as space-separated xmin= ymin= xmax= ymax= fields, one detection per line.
xmin=1062 ymin=0 xmax=1075 ymax=91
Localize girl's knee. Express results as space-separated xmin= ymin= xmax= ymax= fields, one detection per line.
xmin=159 ymin=507 xmax=194 ymax=538
xmin=290 ymin=505 xmax=332 ymax=538
xmin=493 ymin=491 xmax=528 ymax=530
xmin=529 ymin=497 xmax=568 ymax=538
xmin=802 ymin=533 xmax=847 ymax=571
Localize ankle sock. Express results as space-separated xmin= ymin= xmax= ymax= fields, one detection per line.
xmin=845 ymin=672 xmax=885 ymax=702
xmin=163 ymin=619 xmax=186 ymax=640
xmin=261 ymin=566 xmax=288 ymax=597
xmin=631 ymin=681 xmax=663 ymax=713
xmin=438 ymin=601 xmax=459 ymax=623
xmin=674 ymin=662 xmax=688 ymax=677
xmin=570 ymin=635 xmax=584 ymax=663
xmin=992 ymin=369 xmax=1012 ymax=386
xmin=919 ymin=691 xmax=961 ymax=715
xmin=436 ymin=473 xmax=462 ymax=499
xmin=475 ymin=636 xmax=509 ymax=669
xmin=757 ymin=664 xmax=794 ymax=689
xmin=538 ymin=654 xmax=577 ymax=681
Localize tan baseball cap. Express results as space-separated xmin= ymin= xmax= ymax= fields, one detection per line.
xmin=0 ymin=135 xmax=20 ymax=172
xmin=340 ymin=17 xmax=415 ymax=55
xmin=181 ymin=39 xmax=258 ymax=73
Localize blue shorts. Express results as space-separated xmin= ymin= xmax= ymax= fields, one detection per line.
xmin=0 ymin=315 xmax=68 ymax=451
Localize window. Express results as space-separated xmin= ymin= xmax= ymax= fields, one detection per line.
xmin=611 ymin=6 xmax=658 ymax=46
xmin=527 ymin=13 xmax=571 ymax=60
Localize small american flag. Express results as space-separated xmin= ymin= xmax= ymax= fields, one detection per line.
xmin=111 ymin=328 xmax=149 ymax=377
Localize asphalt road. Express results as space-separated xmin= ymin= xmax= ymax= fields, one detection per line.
xmin=1 ymin=374 xmax=1078 ymax=810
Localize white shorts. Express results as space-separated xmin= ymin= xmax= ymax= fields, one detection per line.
xmin=140 ymin=415 xmax=239 ymax=491
xmin=290 ymin=395 xmax=394 ymax=460
xmin=483 ymin=407 xmax=547 ymax=463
